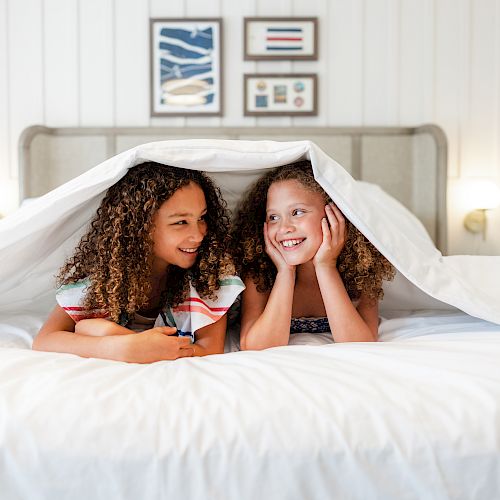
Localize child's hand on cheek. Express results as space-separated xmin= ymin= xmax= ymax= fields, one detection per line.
xmin=313 ymin=203 xmax=346 ymax=269
xmin=264 ymin=222 xmax=295 ymax=275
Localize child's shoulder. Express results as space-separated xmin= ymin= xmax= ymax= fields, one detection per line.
xmin=218 ymin=275 xmax=245 ymax=289
xmin=167 ymin=274 xmax=245 ymax=337
xmin=187 ymin=274 xmax=245 ymax=310
xmin=189 ymin=274 xmax=245 ymax=300
xmin=56 ymin=278 xmax=109 ymax=322
xmin=56 ymin=277 xmax=90 ymax=295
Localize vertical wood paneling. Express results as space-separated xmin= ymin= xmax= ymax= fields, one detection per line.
xmin=184 ymin=0 xmax=222 ymax=127
xmin=327 ymin=0 xmax=363 ymax=125
xmin=79 ymin=0 xmax=114 ymax=126
xmin=0 ymin=0 xmax=9 ymax=171
xmin=0 ymin=0 xmax=15 ymax=215
xmin=457 ymin=0 xmax=472 ymax=180
xmin=149 ymin=0 xmax=186 ymax=127
xmin=221 ymin=0 xmax=255 ymax=127
xmin=291 ymin=0 xmax=328 ymax=127
xmin=461 ymin=0 xmax=499 ymax=178
xmin=255 ymin=0 xmax=292 ymax=127
xmin=44 ymin=0 xmax=79 ymax=126
xmin=114 ymin=0 xmax=149 ymax=126
xmin=497 ymin=0 xmax=500 ymax=190
xmin=363 ymin=0 xmax=399 ymax=125
xmin=239 ymin=0 xmax=257 ymax=126
xmin=149 ymin=0 xmax=184 ymax=16
xmin=8 ymin=0 xmax=44 ymax=181
xmin=1 ymin=0 xmax=500 ymax=254
xmin=399 ymin=0 xmax=434 ymax=126
xmin=434 ymin=0 xmax=465 ymax=178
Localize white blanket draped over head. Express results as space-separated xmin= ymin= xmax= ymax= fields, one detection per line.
xmin=1 ymin=140 xmax=500 ymax=500
xmin=0 ymin=139 xmax=499 ymax=335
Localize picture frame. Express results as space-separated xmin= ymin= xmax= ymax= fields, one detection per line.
xmin=150 ymin=18 xmax=223 ymax=116
xmin=244 ymin=17 xmax=318 ymax=60
xmin=244 ymin=74 xmax=318 ymax=116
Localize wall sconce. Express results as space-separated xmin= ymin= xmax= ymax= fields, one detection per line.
xmin=463 ymin=180 xmax=500 ymax=240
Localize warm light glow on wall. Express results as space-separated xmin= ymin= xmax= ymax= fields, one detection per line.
xmin=463 ymin=179 xmax=500 ymax=240
xmin=465 ymin=180 xmax=500 ymax=210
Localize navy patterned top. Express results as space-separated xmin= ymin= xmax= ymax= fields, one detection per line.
xmin=290 ymin=316 xmax=331 ymax=334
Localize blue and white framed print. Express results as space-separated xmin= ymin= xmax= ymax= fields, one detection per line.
xmin=244 ymin=17 xmax=318 ymax=61
xmin=150 ymin=18 xmax=223 ymax=116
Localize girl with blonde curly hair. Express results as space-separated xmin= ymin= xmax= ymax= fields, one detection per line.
xmin=231 ymin=160 xmax=394 ymax=350
xmin=33 ymin=162 xmax=244 ymax=363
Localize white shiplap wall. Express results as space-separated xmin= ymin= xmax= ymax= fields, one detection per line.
xmin=1 ymin=0 xmax=499 ymax=255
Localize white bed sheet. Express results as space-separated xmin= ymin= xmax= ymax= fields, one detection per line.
xmin=1 ymin=311 xmax=499 ymax=500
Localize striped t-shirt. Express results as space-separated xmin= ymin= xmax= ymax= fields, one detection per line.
xmin=56 ymin=277 xmax=245 ymax=342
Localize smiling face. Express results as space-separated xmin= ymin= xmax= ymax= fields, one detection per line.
xmin=151 ymin=181 xmax=208 ymax=272
xmin=266 ymin=179 xmax=326 ymax=266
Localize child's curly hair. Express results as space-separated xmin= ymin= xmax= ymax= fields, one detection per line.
xmin=231 ymin=160 xmax=395 ymax=303
xmin=57 ymin=162 xmax=234 ymax=323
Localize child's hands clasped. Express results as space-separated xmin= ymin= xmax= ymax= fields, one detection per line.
xmin=313 ymin=203 xmax=346 ymax=268
xmin=124 ymin=326 xmax=194 ymax=363
xmin=76 ymin=320 xmax=195 ymax=363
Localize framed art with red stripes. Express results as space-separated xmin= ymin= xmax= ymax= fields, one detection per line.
xmin=244 ymin=17 xmax=318 ymax=60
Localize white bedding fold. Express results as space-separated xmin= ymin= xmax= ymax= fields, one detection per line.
xmin=0 ymin=139 xmax=499 ymax=330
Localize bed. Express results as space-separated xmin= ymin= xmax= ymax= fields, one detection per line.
xmin=0 ymin=126 xmax=499 ymax=500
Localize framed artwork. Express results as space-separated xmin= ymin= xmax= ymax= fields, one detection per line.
xmin=244 ymin=17 xmax=318 ymax=60
xmin=150 ymin=18 xmax=223 ymax=116
xmin=244 ymin=74 xmax=318 ymax=116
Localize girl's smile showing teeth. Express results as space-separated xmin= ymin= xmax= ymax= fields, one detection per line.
xmin=280 ymin=238 xmax=305 ymax=249
xmin=179 ymin=247 xmax=199 ymax=253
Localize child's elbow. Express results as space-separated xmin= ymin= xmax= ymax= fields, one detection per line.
xmin=240 ymin=336 xmax=258 ymax=351
xmin=367 ymin=327 xmax=379 ymax=342
xmin=240 ymin=338 xmax=260 ymax=351
xmin=32 ymin=332 xmax=48 ymax=351
xmin=240 ymin=337 xmax=274 ymax=351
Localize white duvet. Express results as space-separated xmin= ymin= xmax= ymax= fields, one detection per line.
xmin=1 ymin=312 xmax=499 ymax=500
xmin=0 ymin=140 xmax=499 ymax=500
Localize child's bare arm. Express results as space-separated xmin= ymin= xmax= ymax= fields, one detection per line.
xmin=189 ymin=314 xmax=227 ymax=356
xmin=33 ymin=305 xmax=194 ymax=362
xmin=356 ymin=294 xmax=379 ymax=340
xmin=240 ymin=272 xmax=295 ymax=350
xmin=75 ymin=318 xmax=131 ymax=336
xmin=316 ymin=266 xmax=378 ymax=342
xmin=314 ymin=203 xmax=377 ymax=342
xmin=240 ymin=222 xmax=297 ymax=350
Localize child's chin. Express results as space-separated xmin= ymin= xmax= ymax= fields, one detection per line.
xmin=175 ymin=259 xmax=196 ymax=269
xmin=283 ymin=254 xmax=310 ymax=266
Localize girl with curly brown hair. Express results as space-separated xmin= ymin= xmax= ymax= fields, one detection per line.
xmin=232 ymin=160 xmax=395 ymax=350
xmin=33 ymin=162 xmax=244 ymax=363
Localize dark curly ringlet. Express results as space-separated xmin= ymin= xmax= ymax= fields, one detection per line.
xmin=57 ymin=162 xmax=234 ymax=323
xmin=231 ymin=160 xmax=395 ymax=303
